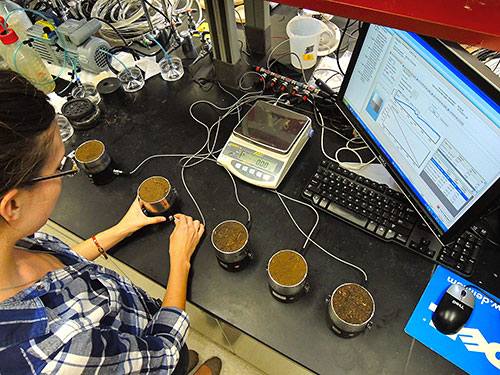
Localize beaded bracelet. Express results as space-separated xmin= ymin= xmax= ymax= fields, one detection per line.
xmin=92 ymin=235 xmax=108 ymax=259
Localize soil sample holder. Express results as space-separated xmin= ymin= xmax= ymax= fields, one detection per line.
xmin=211 ymin=220 xmax=252 ymax=271
xmin=326 ymin=283 xmax=375 ymax=338
xmin=138 ymin=176 xmax=178 ymax=216
xmin=267 ymin=250 xmax=309 ymax=303
xmin=74 ymin=140 xmax=116 ymax=185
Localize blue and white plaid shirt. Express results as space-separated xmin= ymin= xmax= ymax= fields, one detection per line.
xmin=0 ymin=232 xmax=189 ymax=374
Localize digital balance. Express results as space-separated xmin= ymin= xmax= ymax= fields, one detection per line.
xmin=218 ymin=101 xmax=313 ymax=189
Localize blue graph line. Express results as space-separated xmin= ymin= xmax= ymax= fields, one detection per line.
xmin=394 ymin=98 xmax=440 ymax=139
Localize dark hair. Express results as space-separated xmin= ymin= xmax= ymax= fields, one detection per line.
xmin=0 ymin=70 xmax=56 ymax=198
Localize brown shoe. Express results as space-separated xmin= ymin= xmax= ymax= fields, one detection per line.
xmin=193 ymin=357 xmax=222 ymax=375
xmin=187 ymin=350 xmax=199 ymax=373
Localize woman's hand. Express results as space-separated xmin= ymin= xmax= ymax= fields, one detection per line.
xmin=169 ymin=214 xmax=204 ymax=268
xmin=116 ymin=197 xmax=167 ymax=236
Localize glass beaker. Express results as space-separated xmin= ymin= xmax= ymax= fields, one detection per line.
xmin=117 ymin=67 xmax=145 ymax=92
xmin=56 ymin=114 xmax=74 ymax=142
xmin=71 ymin=82 xmax=101 ymax=105
xmin=159 ymin=56 xmax=184 ymax=81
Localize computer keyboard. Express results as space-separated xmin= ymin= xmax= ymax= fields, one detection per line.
xmin=302 ymin=160 xmax=486 ymax=276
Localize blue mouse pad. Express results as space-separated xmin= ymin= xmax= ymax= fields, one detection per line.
xmin=405 ymin=266 xmax=500 ymax=374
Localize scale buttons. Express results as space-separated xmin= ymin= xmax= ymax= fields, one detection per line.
xmin=249 ymin=168 xmax=255 ymax=175
xmin=242 ymin=166 xmax=248 ymax=172
xmin=256 ymin=171 xmax=263 ymax=178
xmin=263 ymin=174 xmax=271 ymax=181
xmin=235 ymin=162 xmax=241 ymax=169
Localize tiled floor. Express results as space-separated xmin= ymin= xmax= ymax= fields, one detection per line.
xmin=42 ymin=220 xmax=311 ymax=375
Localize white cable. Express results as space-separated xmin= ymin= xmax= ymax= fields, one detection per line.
xmin=274 ymin=190 xmax=368 ymax=282
xmin=271 ymin=189 xmax=319 ymax=250
xmin=178 ymin=90 xmax=275 ymax=224
xmin=238 ymin=71 xmax=266 ymax=92
xmin=91 ymin=0 xmax=171 ymax=44
xmin=266 ymin=39 xmax=289 ymax=69
xmin=316 ymin=107 xmax=376 ymax=170
xmin=223 ymin=165 xmax=251 ymax=224
xmin=266 ymin=38 xmax=307 ymax=83
xmin=123 ymin=89 xmax=281 ymax=227
xmin=128 ymin=153 xmax=199 ymax=175
xmin=274 ymin=93 xmax=287 ymax=105
xmin=179 ymin=156 xmax=251 ymax=227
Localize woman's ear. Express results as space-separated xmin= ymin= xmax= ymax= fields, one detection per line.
xmin=0 ymin=189 xmax=22 ymax=224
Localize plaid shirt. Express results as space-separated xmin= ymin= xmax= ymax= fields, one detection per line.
xmin=0 ymin=232 xmax=189 ymax=374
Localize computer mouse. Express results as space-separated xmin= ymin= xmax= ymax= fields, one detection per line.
xmin=432 ymin=284 xmax=475 ymax=335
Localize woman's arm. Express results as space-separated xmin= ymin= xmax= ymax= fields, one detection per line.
xmin=72 ymin=198 xmax=166 ymax=261
xmin=36 ymin=307 xmax=191 ymax=375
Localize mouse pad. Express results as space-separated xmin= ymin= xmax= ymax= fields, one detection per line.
xmin=405 ymin=266 xmax=500 ymax=374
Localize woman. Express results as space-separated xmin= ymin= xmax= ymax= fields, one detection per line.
xmin=0 ymin=70 xmax=221 ymax=375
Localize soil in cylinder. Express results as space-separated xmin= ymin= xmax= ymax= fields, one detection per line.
xmin=139 ymin=177 xmax=171 ymax=203
xmin=75 ymin=141 xmax=104 ymax=162
xmin=269 ymin=250 xmax=307 ymax=286
xmin=212 ymin=221 xmax=247 ymax=253
xmin=332 ymin=284 xmax=374 ymax=324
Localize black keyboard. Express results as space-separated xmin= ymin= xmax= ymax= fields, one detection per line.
xmin=302 ymin=160 xmax=485 ymax=276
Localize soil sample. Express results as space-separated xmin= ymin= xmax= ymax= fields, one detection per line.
xmin=212 ymin=221 xmax=247 ymax=253
xmin=139 ymin=177 xmax=171 ymax=203
xmin=332 ymin=284 xmax=374 ymax=324
xmin=269 ymin=250 xmax=307 ymax=286
xmin=75 ymin=140 xmax=104 ymax=162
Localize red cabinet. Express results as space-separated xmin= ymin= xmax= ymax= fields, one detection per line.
xmin=272 ymin=0 xmax=500 ymax=50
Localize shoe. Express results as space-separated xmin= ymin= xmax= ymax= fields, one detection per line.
xmin=192 ymin=357 xmax=222 ymax=375
xmin=187 ymin=350 xmax=199 ymax=373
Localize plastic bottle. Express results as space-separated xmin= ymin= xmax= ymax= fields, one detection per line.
xmin=0 ymin=16 xmax=10 ymax=63
xmin=0 ymin=28 xmax=55 ymax=93
xmin=0 ymin=0 xmax=32 ymax=42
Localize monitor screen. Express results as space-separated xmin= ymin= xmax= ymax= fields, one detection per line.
xmin=337 ymin=23 xmax=500 ymax=243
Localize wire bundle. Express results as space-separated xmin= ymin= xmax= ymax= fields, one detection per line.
xmin=89 ymin=0 xmax=202 ymax=45
xmin=90 ymin=0 xmax=169 ymax=44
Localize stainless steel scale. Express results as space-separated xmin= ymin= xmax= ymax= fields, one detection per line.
xmin=217 ymin=101 xmax=313 ymax=189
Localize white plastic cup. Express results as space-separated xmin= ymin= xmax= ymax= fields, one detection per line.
xmin=286 ymin=16 xmax=334 ymax=70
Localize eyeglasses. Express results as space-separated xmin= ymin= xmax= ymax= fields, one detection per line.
xmin=29 ymin=155 xmax=80 ymax=183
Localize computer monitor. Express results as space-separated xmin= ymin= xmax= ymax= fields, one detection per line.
xmin=336 ymin=23 xmax=500 ymax=244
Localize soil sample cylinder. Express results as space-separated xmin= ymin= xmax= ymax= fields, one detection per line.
xmin=211 ymin=220 xmax=250 ymax=270
xmin=74 ymin=140 xmax=115 ymax=185
xmin=267 ymin=250 xmax=308 ymax=300
xmin=137 ymin=176 xmax=177 ymax=216
xmin=327 ymin=283 xmax=375 ymax=338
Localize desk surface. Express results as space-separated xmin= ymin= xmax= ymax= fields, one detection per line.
xmin=51 ymin=72 xmax=500 ymax=374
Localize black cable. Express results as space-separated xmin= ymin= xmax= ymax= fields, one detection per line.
xmin=235 ymin=8 xmax=244 ymax=26
xmin=131 ymin=41 xmax=164 ymax=57
xmin=312 ymin=68 xmax=342 ymax=85
xmin=104 ymin=46 xmax=140 ymax=74
xmin=186 ymin=65 xmax=217 ymax=92
xmin=141 ymin=0 xmax=171 ymax=23
xmin=465 ymin=284 xmax=500 ymax=305
xmin=93 ymin=17 xmax=130 ymax=47
xmin=313 ymin=98 xmax=356 ymax=136
xmin=335 ymin=19 xmax=352 ymax=76
xmin=478 ymin=218 xmax=500 ymax=248
xmin=470 ymin=227 xmax=500 ymax=248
